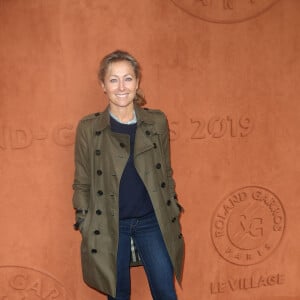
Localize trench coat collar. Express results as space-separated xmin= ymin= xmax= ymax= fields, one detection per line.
xmin=95 ymin=104 xmax=154 ymax=131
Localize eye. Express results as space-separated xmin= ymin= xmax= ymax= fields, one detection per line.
xmin=125 ymin=77 xmax=133 ymax=82
xmin=109 ymin=78 xmax=118 ymax=83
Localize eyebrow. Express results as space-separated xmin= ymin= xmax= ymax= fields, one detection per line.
xmin=108 ymin=74 xmax=134 ymax=78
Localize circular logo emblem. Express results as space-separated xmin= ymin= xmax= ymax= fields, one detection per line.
xmin=211 ymin=186 xmax=285 ymax=266
xmin=0 ymin=266 xmax=72 ymax=299
xmin=170 ymin=0 xmax=280 ymax=23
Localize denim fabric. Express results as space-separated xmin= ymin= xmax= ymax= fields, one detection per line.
xmin=108 ymin=212 xmax=177 ymax=300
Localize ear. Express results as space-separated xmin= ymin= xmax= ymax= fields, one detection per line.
xmin=101 ymin=81 xmax=106 ymax=93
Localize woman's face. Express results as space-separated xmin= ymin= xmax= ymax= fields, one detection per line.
xmin=101 ymin=60 xmax=139 ymax=110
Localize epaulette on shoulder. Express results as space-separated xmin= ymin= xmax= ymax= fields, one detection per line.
xmin=143 ymin=107 xmax=165 ymax=116
xmin=142 ymin=107 xmax=167 ymax=132
xmin=81 ymin=112 xmax=103 ymax=121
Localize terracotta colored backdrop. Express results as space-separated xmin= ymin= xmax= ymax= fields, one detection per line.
xmin=0 ymin=0 xmax=299 ymax=299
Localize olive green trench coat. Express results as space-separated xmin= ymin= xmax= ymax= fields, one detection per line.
xmin=72 ymin=105 xmax=184 ymax=297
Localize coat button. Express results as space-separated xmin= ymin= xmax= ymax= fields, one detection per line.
xmin=156 ymin=163 xmax=161 ymax=169
xmin=178 ymin=233 xmax=183 ymax=239
xmin=95 ymin=113 xmax=100 ymax=116
xmin=167 ymin=200 xmax=171 ymax=206
xmin=161 ymin=182 xmax=166 ymax=188
xmin=94 ymin=230 xmax=100 ymax=235
xmin=97 ymin=170 xmax=102 ymax=176
xmin=95 ymin=150 xmax=101 ymax=156
xmin=120 ymin=142 xmax=125 ymax=148
xmin=145 ymin=130 xmax=150 ymax=136
xmin=97 ymin=190 xmax=103 ymax=196
xmin=153 ymin=143 xmax=157 ymax=149
xmin=91 ymin=249 xmax=97 ymax=253
xmin=172 ymin=217 xmax=176 ymax=223
xmin=96 ymin=131 xmax=101 ymax=136
xmin=96 ymin=209 xmax=102 ymax=215
xmin=176 ymin=203 xmax=183 ymax=213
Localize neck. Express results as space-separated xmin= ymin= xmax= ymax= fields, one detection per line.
xmin=109 ymin=104 xmax=135 ymax=123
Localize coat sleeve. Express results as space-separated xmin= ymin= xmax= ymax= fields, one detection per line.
xmin=72 ymin=120 xmax=91 ymax=230
xmin=159 ymin=113 xmax=184 ymax=213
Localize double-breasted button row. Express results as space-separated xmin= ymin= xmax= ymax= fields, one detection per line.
xmin=155 ymin=162 xmax=165 ymax=189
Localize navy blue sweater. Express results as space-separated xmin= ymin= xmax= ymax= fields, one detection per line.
xmin=110 ymin=116 xmax=154 ymax=219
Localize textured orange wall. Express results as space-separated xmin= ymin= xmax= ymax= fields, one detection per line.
xmin=0 ymin=0 xmax=299 ymax=299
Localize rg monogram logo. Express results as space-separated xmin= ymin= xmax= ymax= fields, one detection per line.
xmin=239 ymin=215 xmax=263 ymax=238
xmin=211 ymin=186 xmax=285 ymax=265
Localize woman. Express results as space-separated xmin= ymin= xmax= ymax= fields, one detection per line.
xmin=72 ymin=50 xmax=184 ymax=300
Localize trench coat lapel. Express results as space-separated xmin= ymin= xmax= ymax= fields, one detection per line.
xmin=134 ymin=126 xmax=154 ymax=157
xmin=134 ymin=106 xmax=155 ymax=157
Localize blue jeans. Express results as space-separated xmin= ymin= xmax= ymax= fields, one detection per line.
xmin=108 ymin=212 xmax=177 ymax=300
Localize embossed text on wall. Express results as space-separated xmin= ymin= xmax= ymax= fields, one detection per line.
xmin=170 ymin=0 xmax=280 ymax=23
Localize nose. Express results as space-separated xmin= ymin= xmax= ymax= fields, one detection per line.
xmin=118 ymin=79 xmax=125 ymax=91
